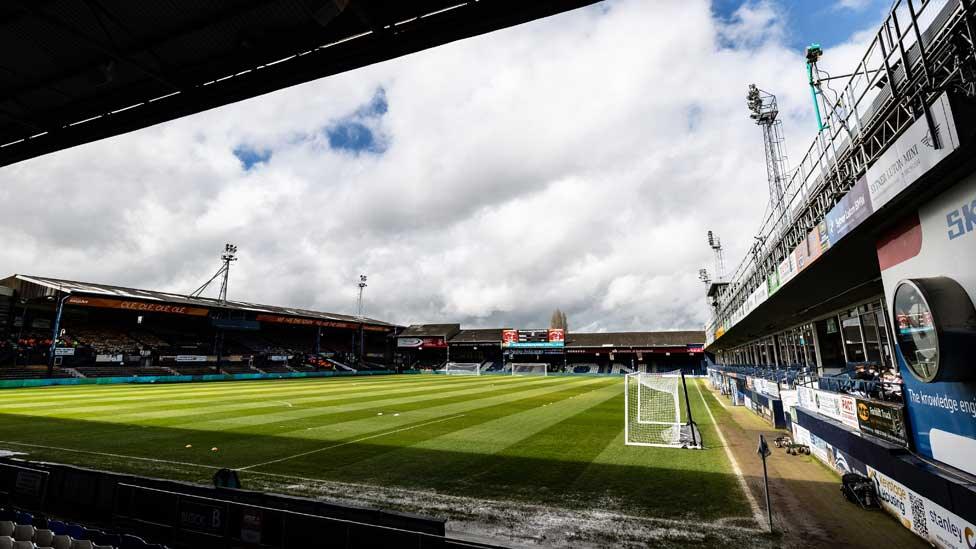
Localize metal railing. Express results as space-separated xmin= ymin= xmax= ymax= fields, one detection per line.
xmin=709 ymin=0 xmax=976 ymax=337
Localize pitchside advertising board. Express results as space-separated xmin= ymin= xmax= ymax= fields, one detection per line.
xmin=876 ymin=172 xmax=976 ymax=477
xmin=869 ymin=466 xmax=976 ymax=549
xmin=501 ymin=328 xmax=564 ymax=348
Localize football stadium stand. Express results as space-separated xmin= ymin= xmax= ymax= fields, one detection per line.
xmin=704 ymin=0 xmax=976 ymax=545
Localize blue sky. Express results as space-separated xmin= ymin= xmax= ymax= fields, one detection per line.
xmin=713 ymin=0 xmax=890 ymax=50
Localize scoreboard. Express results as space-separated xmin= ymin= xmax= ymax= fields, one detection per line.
xmin=502 ymin=328 xmax=565 ymax=348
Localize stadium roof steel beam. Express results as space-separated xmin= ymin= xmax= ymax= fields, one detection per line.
xmin=0 ymin=0 xmax=601 ymax=167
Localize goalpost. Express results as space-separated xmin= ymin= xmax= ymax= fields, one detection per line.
xmin=443 ymin=362 xmax=481 ymax=376
xmin=511 ymin=363 xmax=547 ymax=376
xmin=624 ymin=370 xmax=700 ymax=448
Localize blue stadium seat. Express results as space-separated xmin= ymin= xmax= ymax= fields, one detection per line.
xmin=64 ymin=526 xmax=83 ymax=541
xmin=120 ymin=534 xmax=148 ymax=548
xmin=13 ymin=514 xmax=30 ymax=527
xmin=46 ymin=522 xmax=65 ymax=537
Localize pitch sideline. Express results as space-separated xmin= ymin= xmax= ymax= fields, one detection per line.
xmin=693 ymin=379 xmax=767 ymax=531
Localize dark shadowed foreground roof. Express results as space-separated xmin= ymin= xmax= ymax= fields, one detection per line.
xmin=2 ymin=274 xmax=394 ymax=328
xmin=0 ymin=0 xmax=601 ymax=167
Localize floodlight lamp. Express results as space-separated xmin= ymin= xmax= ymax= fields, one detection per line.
xmin=805 ymin=44 xmax=823 ymax=64
xmin=707 ymin=231 xmax=715 ymax=247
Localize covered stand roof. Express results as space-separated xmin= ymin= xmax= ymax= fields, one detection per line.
xmin=0 ymin=0 xmax=600 ymax=167
xmin=398 ymin=324 xmax=461 ymax=338
xmin=565 ymin=331 xmax=704 ymax=348
xmin=2 ymin=274 xmax=395 ymax=329
xmin=450 ymin=328 xmax=503 ymax=344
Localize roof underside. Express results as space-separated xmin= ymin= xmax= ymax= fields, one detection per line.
xmin=0 ymin=0 xmax=600 ymax=167
xmin=5 ymin=274 xmax=394 ymax=327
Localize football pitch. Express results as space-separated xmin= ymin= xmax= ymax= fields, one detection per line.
xmin=0 ymin=375 xmax=763 ymax=546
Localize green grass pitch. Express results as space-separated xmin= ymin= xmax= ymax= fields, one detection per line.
xmin=0 ymin=375 xmax=750 ymax=526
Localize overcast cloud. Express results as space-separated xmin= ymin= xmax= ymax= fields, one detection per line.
xmin=0 ymin=0 xmax=877 ymax=332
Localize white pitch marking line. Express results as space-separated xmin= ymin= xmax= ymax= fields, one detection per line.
xmin=239 ymin=413 xmax=468 ymax=471
xmin=693 ymin=380 xmax=767 ymax=532
xmin=0 ymin=440 xmax=219 ymax=470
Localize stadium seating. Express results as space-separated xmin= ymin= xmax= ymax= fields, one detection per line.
xmin=170 ymin=365 xmax=218 ymax=376
xmin=0 ymin=506 xmax=167 ymax=549
xmin=0 ymin=367 xmax=73 ymax=380
xmin=571 ymin=364 xmax=599 ymax=374
xmin=220 ymin=364 xmax=257 ymax=375
xmin=73 ymin=367 xmax=172 ymax=378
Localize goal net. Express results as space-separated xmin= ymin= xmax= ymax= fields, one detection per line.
xmin=625 ymin=371 xmax=699 ymax=448
xmin=443 ymin=362 xmax=481 ymax=376
xmin=511 ymin=363 xmax=547 ymax=376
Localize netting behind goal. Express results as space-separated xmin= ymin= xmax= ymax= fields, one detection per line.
xmin=625 ymin=371 xmax=698 ymax=448
xmin=443 ymin=362 xmax=481 ymax=375
xmin=511 ymin=363 xmax=547 ymax=376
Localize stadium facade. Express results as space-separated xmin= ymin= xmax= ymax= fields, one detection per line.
xmin=0 ymin=274 xmax=704 ymax=379
xmin=704 ymin=1 xmax=976 ymax=545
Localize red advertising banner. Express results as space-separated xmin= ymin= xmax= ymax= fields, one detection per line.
xmin=67 ymin=296 xmax=209 ymax=317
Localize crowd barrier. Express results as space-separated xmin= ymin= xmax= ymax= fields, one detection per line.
xmin=0 ymin=370 xmax=402 ymax=390
xmin=0 ymin=459 xmax=497 ymax=549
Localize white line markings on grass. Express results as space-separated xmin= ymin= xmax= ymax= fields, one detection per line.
xmin=238 ymin=413 xmax=468 ymax=471
xmin=0 ymin=440 xmax=219 ymax=470
xmin=693 ymin=380 xmax=767 ymax=532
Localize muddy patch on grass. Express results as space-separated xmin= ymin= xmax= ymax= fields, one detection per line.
xmin=244 ymin=473 xmax=773 ymax=548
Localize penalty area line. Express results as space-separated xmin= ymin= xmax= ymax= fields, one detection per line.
xmin=693 ymin=380 xmax=768 ymax=532
xmin=239 ymin=413 xmax=468 ymax=471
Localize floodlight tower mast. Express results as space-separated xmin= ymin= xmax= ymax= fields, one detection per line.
xmin=706 ymin=231 xmax=725 ymax=282
xmin=357 ymin=274 xmax=367 ymax=364
xmin=747 ymin=84 xmax=789 ymax=231
xmin=218 ymin=243 xmax=238 ymax=305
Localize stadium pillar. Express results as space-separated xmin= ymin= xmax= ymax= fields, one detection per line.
xmin=48 ymin=293 xmax=71 ymax=378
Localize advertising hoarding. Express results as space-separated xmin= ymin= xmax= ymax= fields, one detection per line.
xmin=868 ymin=466 xmax=976 ymax=549
xmin=856 ymin=398 xmax=909 ymax=446
xmin=825 ymin=175 xmax=874 ymax=243
xmin=877 ymin=173 xmax=976 ymax=475
xmin=867 ymin=92 xmax=959 ymax=210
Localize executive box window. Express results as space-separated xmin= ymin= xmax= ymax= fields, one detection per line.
xmin=815 ymin=316 xmax=845 ymax=369
xmin=841 ymin=310 xmax=866 ymax=362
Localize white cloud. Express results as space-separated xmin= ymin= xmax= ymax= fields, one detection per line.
xmin=0 ymin=0 xmax=879 ymax=331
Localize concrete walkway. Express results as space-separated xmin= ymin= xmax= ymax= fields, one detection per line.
xmin=701 ymin=385 xmax=926 ymax=549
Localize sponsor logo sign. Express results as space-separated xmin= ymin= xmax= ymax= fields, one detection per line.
xmin=54 ymin=347 xmax=75 ymax=356
xmin=856 ymin=398 xmax=909 ymax=446
xmin=176 ymin=355 xmax=207 ymax=363
xmin=67 ymin=296 xmax=209 ymax=317
xmin=867 ymin=92 xmax=959 ymax=210
xmin=826 ymin=175 xmax=874 ymax=243
xmin=397 ymin=337 xmax=424 ymax=348
xmin=868 ymin=466 xmax=976 ymax=549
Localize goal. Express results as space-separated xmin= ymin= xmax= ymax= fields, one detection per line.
xmin=442 ymin=362 xmax=481 ymax=376
xmin=511 ymin=363 xmax=547 ymax=376
xmin=624 ymin=371 xmax=700 ymax=448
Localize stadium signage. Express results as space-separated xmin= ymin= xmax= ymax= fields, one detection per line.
xmin=255 ymin=314 xmax=390 ymax=332
xmin=54 ymin=347 xmax=75 ymax=356
xmin=397 ymin=337 xmax=447 ymax=349
xmin=855 ymin=398 xmax=908 ymax=446
xmin=867 ymin=466 xmax=976 ymax=549
xmin=867 ymin=92 xmax=958 ymax=210
xmin=176 ymin=355 xmax=207 ymax=362
xmin=501 ymin=328 xmax=565 ymax=348
xmin=66 ymin=296 xmax=209 ymax=316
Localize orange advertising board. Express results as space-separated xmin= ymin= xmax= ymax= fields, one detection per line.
xmin=66 ymin=296 xmax=210 ymax=316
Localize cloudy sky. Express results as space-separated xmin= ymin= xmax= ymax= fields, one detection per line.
xmin=0 ymin=0 xmax=893 ymax=332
